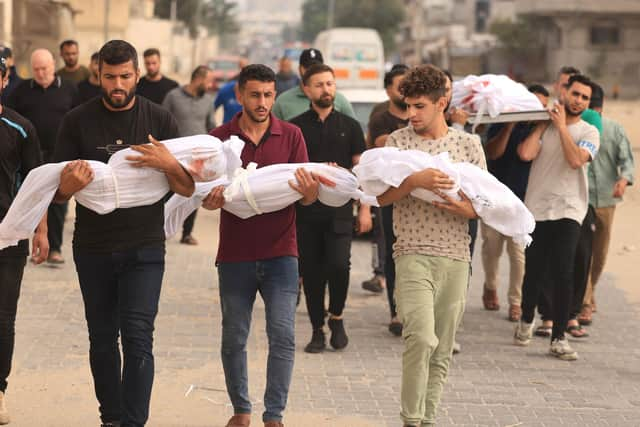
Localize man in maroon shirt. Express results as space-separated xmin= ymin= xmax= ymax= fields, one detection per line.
xmin=203 ymin=64 xmax=320 ymax=427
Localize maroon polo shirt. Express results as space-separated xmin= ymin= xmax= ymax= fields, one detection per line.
xmin=210 ymin=112 xmax=309 ymax=263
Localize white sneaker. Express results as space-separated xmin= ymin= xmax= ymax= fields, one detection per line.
xmin=0 ymin=391 xmax=10 ymax=425
xmin=550 ymin=337 xmax=578 ymax=361
xmin=514 ymin=320 xmax=535 ymax=346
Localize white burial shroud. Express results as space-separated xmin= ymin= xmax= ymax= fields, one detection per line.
xmin=0 ymin=135 xmax=244 ymax=250
xmin=352 ymin=147 xmax=536 ymax=246
xmin=164 ymin=162 xmax=378 ymax=238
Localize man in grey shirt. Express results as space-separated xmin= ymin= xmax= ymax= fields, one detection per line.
xmin=162 ymin=65 xmax=216 ymax=245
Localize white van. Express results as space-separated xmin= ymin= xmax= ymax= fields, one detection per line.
xmin=313 ymin=27 xmax=385 ymax=90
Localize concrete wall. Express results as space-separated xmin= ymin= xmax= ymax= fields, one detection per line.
xmin=544 ymin=15 xmax=640 ymax=97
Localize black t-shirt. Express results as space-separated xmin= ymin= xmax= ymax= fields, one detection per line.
xmin=368 ymin=110 xmax=409 ymax=146
xmin=53 ymin=96 xmax=179 ymax=253
xmin=486 ymin=123 xmax=534 ymax=201
xmin=136 ymin=76 xmax=179 ymax=105
xmin=290 ymin=108 xmax=366 ymax=224
xmin=76 ymin=79 xmax=102 ymax=105
xmin=0 ymin=107 xmax=43 ymax=257
xmin=6 ymin=77 xmax=78 ymax=160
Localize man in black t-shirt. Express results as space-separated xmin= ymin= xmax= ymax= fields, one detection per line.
xmin=136 ymin=48 xmax=178 ymax=104
xmin=6 ymin=48 xmax=78 ymax=265
xmin=53 ymin=40 xmax=194 ymax=427
xmin=0 ymin=59 xmax=49 ymax=425
xmin=290 ymin=64 xmax=369 ymax=354
xmin=365 ymin=65 xmax=409 ymax=336
xmin=76 ymin=52 xmax=102 ymax=104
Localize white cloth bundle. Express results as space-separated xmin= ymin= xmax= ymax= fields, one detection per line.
xmin=452 ymin=74 xmax=544 ymax=119
xmin=164 ymin=162 xmax=378 ymax=238
xmin=0 ymin=135 xmax=244 ymax=250
xmin=353 ymin=147 xmax=536 ymax=246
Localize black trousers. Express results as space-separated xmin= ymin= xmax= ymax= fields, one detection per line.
xmin=297 ymin=219 xmax=352 ymax=330
xmin=521 ymin=219 xmax=581 ymax=341
xmin=571 ymin=206 xmax=595 ymax=319
xmin=73 ymin=247 xmax=165 ymax=426
xmin=182 ymin=209 xmax=197 ymax=238
xmin=370 ymin=207 xmax=385 ymax=276
xmin=48 ymin=201 xmax=68 ymax=253
xmin=0 ymin=256 xmax=26 ymax=393
xmin=381 ymin=205 xmax=397 ymax=318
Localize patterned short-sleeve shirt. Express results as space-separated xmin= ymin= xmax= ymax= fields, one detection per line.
xmin=386 ymin=126 xmax=487 ymax=262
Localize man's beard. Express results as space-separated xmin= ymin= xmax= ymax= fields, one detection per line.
xmin=65 ymin=59 xmax=78 ymax=68
xmin=102 ymin=88 xmax=135 ymax=108
xmin=564 ymin=103 xmax=583 ymax=117
xmin=391 ymin=97 xmax=407 ymax=110
xmin=313 ymin=93 xmax=334 ymax=109
xmin=196 ymin=84 xmax=206 ymax=97
xmin=147 ymin=70 xmax=159 ymax=79
xmin=245 ymin=107 xmax=270 ymax=123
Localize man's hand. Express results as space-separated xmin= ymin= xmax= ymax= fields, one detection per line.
xmin=30 ymin=226 xmax=49 ymax=264
xmin=289 ymin=168 xmax=322 ymax=206
xmin=548 ymin=102 xmax=566 ymax=129
xmin=202 ymin=186 xmax=226 ymax=210
xmin=613 ymin=178 xmax=628 ymax=198
xmin=58 ymin=160 xmax=94 ymax=200
xmin=409 ymin=168 xmax=455 ymax=192
xmin=126 ymin=134 xmax=179 ymax=172
xmin=447 ymin=107 xmax=469 ymax=126
xmin=356 ymin=205 xmax=373 ymax=235
xmin=432 ymin=189 xmax=478 ymax=219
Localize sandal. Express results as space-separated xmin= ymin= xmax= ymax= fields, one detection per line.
xmin=567 ymin=324 xmax=589 ymax=338
xmin=534 ymin=325 xmax=552 ymax=337
xmin=508 ymin=304 xmax=521 ymax=322
xmin=482 ymin=287 xmax=500 ymax=311
xmin=578 ymin=306 xmax=593 ymax=326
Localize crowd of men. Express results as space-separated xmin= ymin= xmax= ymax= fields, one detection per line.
xmin=0 ymin=36 xmax=634 ymax=427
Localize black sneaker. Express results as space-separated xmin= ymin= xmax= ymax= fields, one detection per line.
xmin=361 ymin=275 xmax=384 ymax=293
xmin=304 ymin=329 xmax=326 ymax=353
xmin=328 ymin=318 xmax=349 ymax=350
xmin=101 ymin=422 xmax=121 ymax=427
xmin=388 ymin=321 xmax=403 ymax=337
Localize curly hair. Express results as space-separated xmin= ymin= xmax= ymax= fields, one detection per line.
xmin=399 ymin=65 xmax=447 ymax=102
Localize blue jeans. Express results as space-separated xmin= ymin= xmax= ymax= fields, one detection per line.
xmin=217 ymin=256 xmax=298 ymax=422
xmin=73 ymin=247 xmax=165 ymax=427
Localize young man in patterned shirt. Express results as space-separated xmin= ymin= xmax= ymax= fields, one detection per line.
xmin=376 ymin=65 xmax=486 ymax=427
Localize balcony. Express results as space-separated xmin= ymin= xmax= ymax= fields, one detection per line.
xmin=515 ymin=0 xmax=640 ymax=15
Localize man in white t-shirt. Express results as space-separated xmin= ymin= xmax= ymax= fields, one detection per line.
xmin=514 ymin=74 xmax=600 ymax=361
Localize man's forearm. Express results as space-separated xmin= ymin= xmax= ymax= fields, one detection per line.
xmin=377 ymin=176 xmax=414 ymax=207
xmin=166 ymin=162 xmax=195 ymax=197
xmin=558 ymin=126 xmax=588 ymax=169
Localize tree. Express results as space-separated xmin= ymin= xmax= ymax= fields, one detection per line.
xmin=300 ymin=0 xmax=405 ymax=55
xmin=489 ymin=17 xmax=543 ymax=57
xmin=154 ymin=0 xmax=239 ymax=40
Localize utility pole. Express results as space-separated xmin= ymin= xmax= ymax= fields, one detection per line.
xmin=327 ymin=0 xmax=335 ymax=30
xmin=103 ymin=0 xmax=110 ymax=42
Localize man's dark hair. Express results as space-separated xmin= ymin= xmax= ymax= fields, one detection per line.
xmin=90 ymin=52 xmax=99 ymax=62
xmin=302 ymin=63 xmax=334 ymax=86
xmin=59 ymin=39 xmax=79 ymax=51
xmin=399 ymin=65 xmax=448 ymax=102
xmin=558 ymin=66 xmax=581 ymax=78
xmin=143 ymin=48 xmax=160 ymax=58
xmin=527 ymin=84 xmax=549 ymax=97
xmin=99 ymin=40 xmax=138 ymax=71
xmin=383 ymin=64 xmax=409 ymax=88
xmin=237 ymin=64 xmax=275 ymax=90
xmin=589 ymin=82 xmax=605 ymax=109
xmin=442 ymin=69 xmax=453 ymax=83
xmin=191 ymin=65 xmax=211 ymax=81
xmin=567 ymin=74 xmax=594 ymax=93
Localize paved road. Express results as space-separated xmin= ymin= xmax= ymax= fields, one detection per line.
xmin=9 ymin=208 xmax=640 ymax=426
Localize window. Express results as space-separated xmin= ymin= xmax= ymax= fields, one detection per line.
xmin=590 ymin=26 xmax=620 ymax=45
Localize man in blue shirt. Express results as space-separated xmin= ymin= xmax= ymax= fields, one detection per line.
xmin=214 ymin=79 xmax=243 ymax=124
